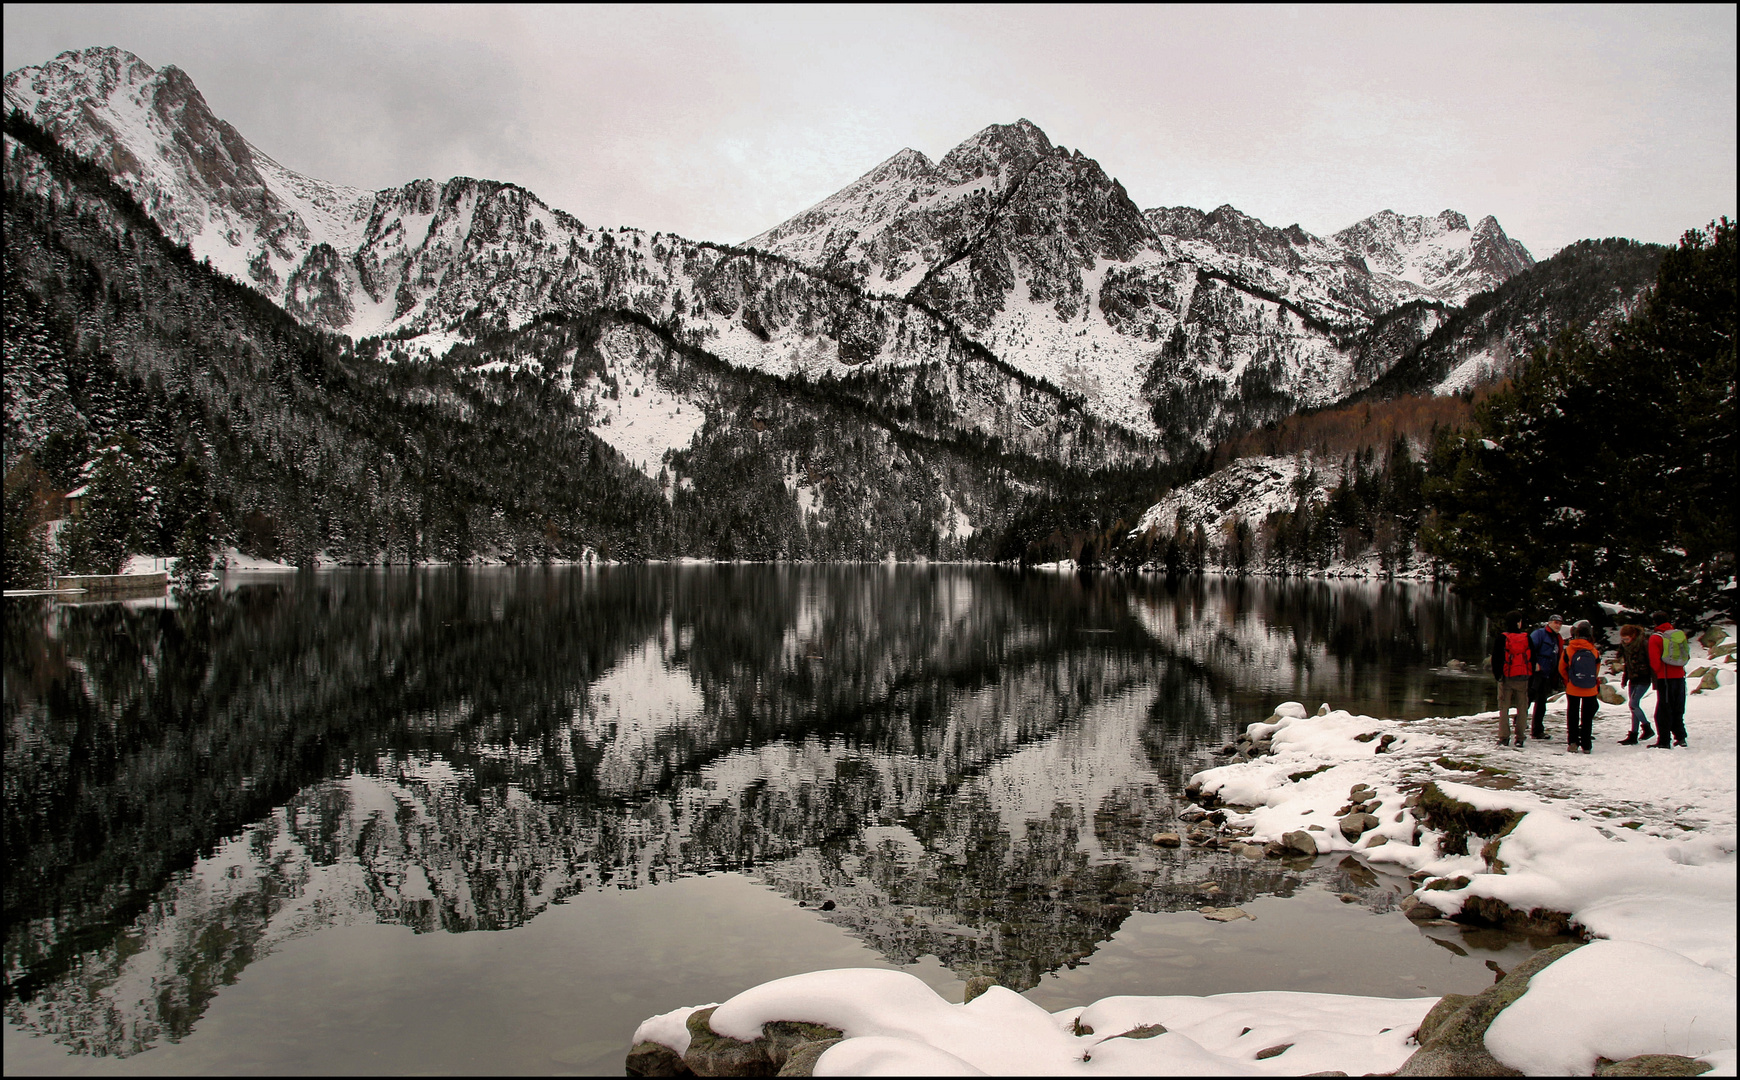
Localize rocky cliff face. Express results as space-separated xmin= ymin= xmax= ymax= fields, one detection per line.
xmin=1331 ymin=209 xmax=1534 ymax=305
xmin=4 ymin=46 xmax=374 ymax=322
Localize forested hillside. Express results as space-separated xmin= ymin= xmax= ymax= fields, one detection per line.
xmin=1358 ymin=238 xmax=1667 ymax=400
xmin=3 ymin=112 xmax=666 ymax=578
xmin=1424 ymin=219 xmax=1735 ymax=622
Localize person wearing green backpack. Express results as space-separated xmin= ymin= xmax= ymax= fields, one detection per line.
xmin=1647 ymin=611 xmax=1690 ymax=748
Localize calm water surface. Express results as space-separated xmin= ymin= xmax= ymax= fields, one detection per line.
xmin=4 ymin=567 xmax=1552 ymax=1074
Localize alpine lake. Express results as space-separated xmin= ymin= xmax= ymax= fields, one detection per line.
xmin=3 ymin=566 xmax=1573 ymax=1074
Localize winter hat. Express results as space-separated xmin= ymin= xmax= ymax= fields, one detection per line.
xmin=1572 ymin=620 xmax=1593 ymax=641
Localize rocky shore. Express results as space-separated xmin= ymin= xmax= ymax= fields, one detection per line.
xmin=627 ymin=625 xmax=1736 ymax=1076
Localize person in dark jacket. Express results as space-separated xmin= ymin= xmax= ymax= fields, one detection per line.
xmin=1489 ymin=609 xmax=1532 ymax=747
xmin=1559 ymin=620 xmax=1600 ymax=753
xmin=1617 ymin=624 xmax=1655 ymax=745
xmin=1648 ymin=611 xmax=1688 ymax=747
xmin=1527 ymin=615 xmax=1565 ymax=740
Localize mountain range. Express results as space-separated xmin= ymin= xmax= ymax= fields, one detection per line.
xmin=2 ymin=46 xmax=1668 ymax=567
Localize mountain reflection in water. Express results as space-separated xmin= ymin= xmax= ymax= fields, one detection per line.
xmin=3 ymin=567 xmax=1487 ymax=1057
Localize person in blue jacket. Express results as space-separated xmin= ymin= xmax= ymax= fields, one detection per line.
xmin=1527 ymin=614 xmax=1565 ymax=740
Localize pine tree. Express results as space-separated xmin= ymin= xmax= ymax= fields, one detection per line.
xmin=3 ymin=459 xmax=57 ymax=587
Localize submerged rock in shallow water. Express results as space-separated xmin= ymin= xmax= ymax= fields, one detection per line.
xmin=628 ymin=1040 xmax=694 ymax=1076
xmin=1199 ymin=906 xmax=1253 ymax=922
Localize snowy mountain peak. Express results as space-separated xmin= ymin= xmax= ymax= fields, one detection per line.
xmin=7 ymin=46 xmax=156 ymax=106
xmin=4 ymin=45 xmax=375 ymax=319
xmin=1330 ymin=208 xmax=1532 ymax=303
xmin=936 ymin=118 xmax=1055 ymax=184
xmin=748 ymin=119 xmax=1074 ymax=290
xmin=871 ymin=146 xmax=935 ymax=182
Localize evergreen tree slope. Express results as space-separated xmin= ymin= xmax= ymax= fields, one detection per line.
xmin=1358 ymin=238 xmax=1667 ymax=400
xmin=1424 ymin=220 xmax=1736 ymax=621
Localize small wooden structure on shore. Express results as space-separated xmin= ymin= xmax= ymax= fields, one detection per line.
xmin=54 ymin=572 xmax=168 ymax=597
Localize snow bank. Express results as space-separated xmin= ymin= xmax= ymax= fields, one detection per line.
xmin=120 ymin=549 xmax=298 ymax=574
xmin=1484 ymin=940 xmax=1736 ymax=1075
xmin=646 ymin=967 xmax=1434 ymax=1076
xmin=632 ymin=1002 xmax=716 ymax=1056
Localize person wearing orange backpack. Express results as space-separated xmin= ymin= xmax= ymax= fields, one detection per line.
xmin=1647 ymin=611 xmax=1690 ymax=748
xmin=1559 ymin=619 xmax=1601 ymax=754
xmin=1489 ymin=609 xmax=1533 ymax=747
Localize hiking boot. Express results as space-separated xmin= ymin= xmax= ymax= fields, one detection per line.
xmin=1618 ymin=735 xmax=1639 ymax=745
xmin=1497 ymin=738 xmax=1511 ymax=747
xmin=1641 ymin=726 xmax=1655 ymax=740
xmin=1674 ymin=740 xmax=1688 ymax=748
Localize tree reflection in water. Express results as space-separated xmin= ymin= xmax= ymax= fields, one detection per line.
xmin=2 ymin=567 xmax=1485 ymax=1056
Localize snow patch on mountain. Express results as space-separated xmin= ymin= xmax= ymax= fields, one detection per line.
xmin=1432 ymin=346 xmax=1512 ymax=396
xmin=1133 ymin=455 xmax=1338 ymax=541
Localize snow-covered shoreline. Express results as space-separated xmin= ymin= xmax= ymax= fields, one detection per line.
xmin=629 ymin=626 xmax=1737 ymax=1076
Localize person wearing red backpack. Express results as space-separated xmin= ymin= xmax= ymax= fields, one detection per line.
xmin=1647 ymin=611 xmax=1690 ymax=748
xmin=1559 ymin=620 xmax=1602 ymax=753
xmin=1489 ymin=609 xmax=1533 ymax=747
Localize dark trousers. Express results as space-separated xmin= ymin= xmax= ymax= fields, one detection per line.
xmin=1626 ymin=680 xmax=1653 ymax=738
xmin=1653 ymin=677 xmax=1687 ymax=745
xmin=1529 ymin=673 xmax=1559 ymax=738
xmin=1566 ymin=695 xmax=1596 ymax=751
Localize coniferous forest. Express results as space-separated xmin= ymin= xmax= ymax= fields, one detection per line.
xmin=1424 ymin=219 xmax=1736 ymax=624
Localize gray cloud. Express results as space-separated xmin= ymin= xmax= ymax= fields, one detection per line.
xmin=4 ymin=4 xmax=1734 ymax=255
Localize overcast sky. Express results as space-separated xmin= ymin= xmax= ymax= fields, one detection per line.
xmin=4 ymin=4 xmax=1734 ymax=256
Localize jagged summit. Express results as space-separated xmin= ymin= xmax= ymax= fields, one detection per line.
xmin=1332 ymin=208 xmax=1533 ymax=295
xmin=935 ymin=118 xmax=1055 ymax=183
xmin=748 ymin=117 xmax=1148 ymax=296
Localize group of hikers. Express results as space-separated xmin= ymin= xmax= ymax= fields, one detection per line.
xmin=1489 ymin=610 xmax=1692 ymax=753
